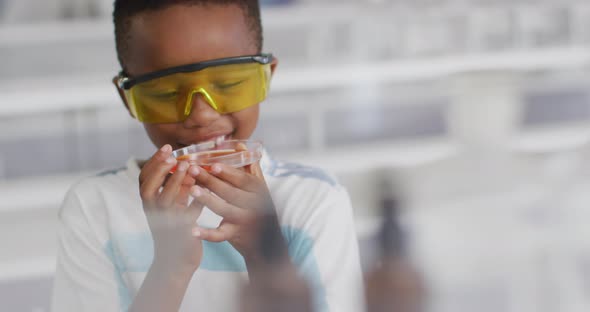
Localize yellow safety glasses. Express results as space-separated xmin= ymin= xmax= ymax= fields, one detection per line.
xmin=116 ymin=54 xmax=273 ymax=123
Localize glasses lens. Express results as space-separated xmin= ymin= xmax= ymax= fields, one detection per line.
xmin=194 ymin=62 xmax=271 ymax=114
xmin=128 ymin=76 xmax=183 ymax=123
xmin=126 ymin=62 xmax=271 ymax=123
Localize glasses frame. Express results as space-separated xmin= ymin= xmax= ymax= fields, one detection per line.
xmin=117 ymin=53 xmax=273 ymax=90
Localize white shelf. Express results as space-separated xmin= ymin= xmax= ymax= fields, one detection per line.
xmin=1 ymin=46 xmax=589 ymax=117
xmin=511 ymin=123 xmax=590 ymax=153
xmin=0 ymin=4 xmax=359 ymax=47
xmin=0 ymin=172 xmax=89 ymax=213
xmin=0 ymin=257 xmax=55 ymax=281
xmin=261 ymin=3 xmax=360 ymax=26
xmin=280 ymin=137 xmax=457 ymax=174
xmin=276 ymin=47 xmax=590 ymax=92
xmin=0 ymin=19 xmax=112 ymax=47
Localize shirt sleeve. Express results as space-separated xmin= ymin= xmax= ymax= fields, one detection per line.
xmin=285 ymin=184 xmax=366 ymax=312
xmin=51 ymin=182 xmax=125 ymax=312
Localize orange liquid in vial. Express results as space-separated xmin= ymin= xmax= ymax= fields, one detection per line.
xmin=170 ymin=149 xmax=237 ymax=173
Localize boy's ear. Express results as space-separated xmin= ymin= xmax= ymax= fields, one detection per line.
xmin=270 ymin=57 xmax=279 ymax=77
xmin=112 ymin=75 xmax=134 ymax=117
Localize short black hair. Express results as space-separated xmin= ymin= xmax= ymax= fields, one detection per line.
xmin=113 ymin=0 xmax=263 ymax=72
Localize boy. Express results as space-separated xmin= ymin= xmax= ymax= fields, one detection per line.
xmin=51 ymin=1 xmax=364 ymax=311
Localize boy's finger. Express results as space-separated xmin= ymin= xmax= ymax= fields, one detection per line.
xmin=192 ymin=223 xmax=237 ymax=243
xmin=185 ymin=197 xmax=205 ymax=223
xmin=234 ymin=142 xmax=265 ymax=180
xmin=157 ymin=162 xmax=190 ymax=208
xmin=173 ymin=174 xmax=196 ymax=205
xmin=182 ymin=174 xmax=196 ymax=187
xmin=246 ymin=161 xmax=264 ymax=180
xmin=139 ymin=144 xmax=173 ymax=185
xmin=139 ymin=155 xmax=178 ymax=202
xmin=190 ymin=185 xmax=246 ymax=221
xmin=209 ymin=163 xmax=258 ymax=192
xmin=235 ymin=142 xmax=248 ymax=152
xmin=191 ymin=166 xmax=250 ymax=203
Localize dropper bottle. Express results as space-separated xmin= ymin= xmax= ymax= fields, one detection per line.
xmin=365 ymin=175 xmax=426 ymax=312
xmin=241 ymin=212 xmax=313 ymax=312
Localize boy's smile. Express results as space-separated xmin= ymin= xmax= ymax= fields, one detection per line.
xmin=122 ymin=4 xmax=275 ymax=151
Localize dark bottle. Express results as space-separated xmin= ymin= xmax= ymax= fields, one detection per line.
xmin=365 ymin=177 xmax=426 ymax=312
xmin=241 ymin=212 xmax=313 ymax=312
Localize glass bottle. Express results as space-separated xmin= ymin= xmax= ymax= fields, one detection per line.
xmin=365 ymin=178 xmax=426 ymax=312
xmin=241 ymin=212 xmax=313 ymax=312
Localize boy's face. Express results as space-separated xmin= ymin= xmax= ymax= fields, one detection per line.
xmin=123 ymin=4 xmax=274 ymax=150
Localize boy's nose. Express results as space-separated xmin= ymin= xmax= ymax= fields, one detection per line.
xmin=182 ymin=93 xmax=221 ymax=128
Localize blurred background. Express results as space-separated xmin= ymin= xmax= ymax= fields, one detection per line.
xmin=2 ymin=0 xmax=590 ymax=311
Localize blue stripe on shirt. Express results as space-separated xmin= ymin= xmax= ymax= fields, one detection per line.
xmin=264 ymin=159 xmax=338 ymax=187
xmin=104 ymin=226 xmax=328 ymax=311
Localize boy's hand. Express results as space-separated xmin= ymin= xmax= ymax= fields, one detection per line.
xmin=139 ymin=144 xmax=204 ymax=275
xmin=190 ymin=161 xmax=280 ymax=263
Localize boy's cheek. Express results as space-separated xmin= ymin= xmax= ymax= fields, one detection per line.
xmin=143 ymin=123 xmax=183 ymax=150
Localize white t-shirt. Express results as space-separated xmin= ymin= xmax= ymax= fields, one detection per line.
xmin=51 ymin=153 xmax=365 ymax=312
